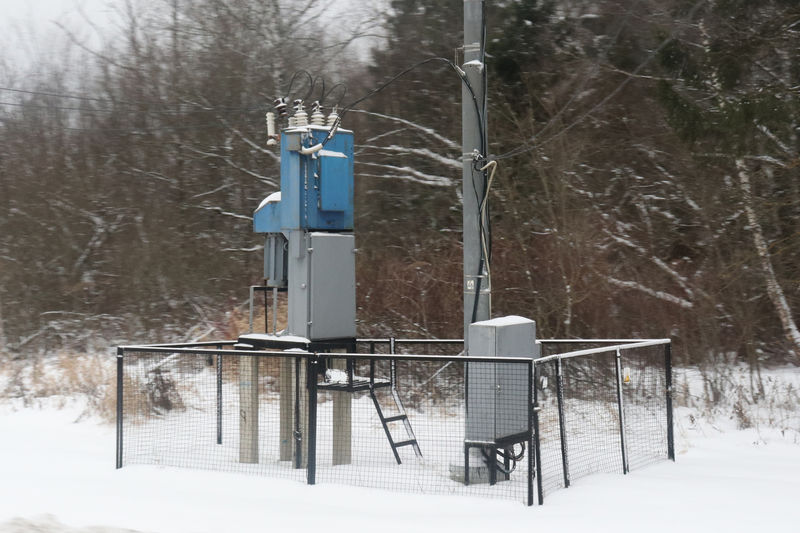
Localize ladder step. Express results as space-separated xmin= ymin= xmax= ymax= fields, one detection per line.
xmin=384 ymin=414 xmax=407 ymax=423
xmin=393 ymin=439 xmax=417 ymax=449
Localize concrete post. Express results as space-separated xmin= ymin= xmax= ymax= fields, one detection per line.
xmin=331 ymin=358 xmax=352 ymax=465
xmin=239 ymin=356 xmax=259 ymax=463
xmin=462 ymin=0 xmax=490 ymax=349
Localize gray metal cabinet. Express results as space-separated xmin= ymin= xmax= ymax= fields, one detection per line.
xmin=466 ymin=316 xmax=538 ymax=442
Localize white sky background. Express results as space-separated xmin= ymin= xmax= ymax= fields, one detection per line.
xmin=0 ymin=0 xmax=384 ymax=82
xmin=0 ymin=0 xmax=116 ymax=72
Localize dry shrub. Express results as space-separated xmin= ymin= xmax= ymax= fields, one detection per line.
xmin=357 ymin=238 xmax=462 ymax=339
xmin=144 ymin=368 xmax=185 ymax=413
xmin=0 ymin=351 xmax=117 ymax=420
xmin=674 ymin=364 xmax=800 ymax=440
xmin=216 ymin=292 xmax=288 ymax=339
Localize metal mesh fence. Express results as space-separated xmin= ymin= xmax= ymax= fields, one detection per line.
xmin=560 ymin=351 xmax=624 ymax=478
xmin=620 ymin=345 xmax=669 ymax=470
xmin=533 ymin=360 xmax=565 ymax=498
xmin=117 ymin=346 xmax=534 ymax=505
xmin=119 ymin=349 xmax=306 ymax=483
xmin=117 ymin=339 xmax=671 ymax=506
xmin=532 ymin=340 xmax=672 ymax=503
xmin=313 ymin=356 xmax=531 ymax=502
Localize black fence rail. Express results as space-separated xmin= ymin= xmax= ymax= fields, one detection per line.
xmin=115 ymin=338 xmax=672 ymax=506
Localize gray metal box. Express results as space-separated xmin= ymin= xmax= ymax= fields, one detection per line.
xmin=466 ymin=316 xmax=537 ymax=442
xmin=308 ymin=232 xmax=356 ymax=340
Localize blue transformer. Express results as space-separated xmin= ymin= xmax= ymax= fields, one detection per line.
xmin=252 ymin=123 xmax=356 ymax=340
xmin=254 ymin=125 xmax=354 ymax=234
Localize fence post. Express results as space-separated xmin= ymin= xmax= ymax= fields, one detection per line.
xmin=248 ymin=285 xmax=255 ymax=333
xmin=532 ymin=363 xmax=544 ymax=505
xmin=614 ymin=349 xmax=629 ymax=474
xmin=389 ymin=337 xmax=397 ymax=387
xmin=263 ymin=287 xmax=269 ymax=333
xmin=527 ymin=360 xmax=534 ymax=506
xmin=272 ymin=288 xmax=278 ymax=334
xmin=307 ymin=355 xmax=319 ymax=485
xmin=116 ymin=347 xmax=123 ymax=469
xmin=555 ymin=358 xmax=570 ymax=488
xmin=294 ymin=356 xmax=302 ymax=469
xmin=280 ymin=355 xmax=294 ymax=462
xmin=216 ymin=346 xmax=223 ymax=445
xmin=665 ymin=342 xmax=675 ymax=461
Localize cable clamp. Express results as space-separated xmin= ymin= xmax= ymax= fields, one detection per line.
xmin=471 ymin=150 xmax=487 ymax=171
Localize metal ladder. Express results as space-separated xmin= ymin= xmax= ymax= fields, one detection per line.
xmin=369 ymin=358 xmax=422 ymax=464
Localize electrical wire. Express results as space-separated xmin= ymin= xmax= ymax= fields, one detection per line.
xmin=0 ymin=86 xmax=261 ymax=113
xmin=285 ymin=70 xmax=313 ymax=100
xmin=480 ymin=443 xmax=525 ymax=476
xmin=478 ymin=160 xmax=497 ymax=285
xmin=0 ymin=87 xmax=271 ymax=134
xmin=0 ymin=100 xmax=111 ymax=112
xmin=0 ymin=99 xmax=255 ymax=133
xmin=0 ymin=99 xmax=261 ymax=119
xmin=321 ymin=82 xmax=347 ymax=110
xmin=57 ymin=121 xmax=236 ymax=133
xmin=302 ymin=75 xmax=321 ymax=103
xmin=310 ymin=76 xmax=326 ymax=104
xmin=320 ymin=57 xmax=485 ymax=151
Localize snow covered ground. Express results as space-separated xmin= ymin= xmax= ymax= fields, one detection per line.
xmin=1 ymin=399 xmax=799 ymax=533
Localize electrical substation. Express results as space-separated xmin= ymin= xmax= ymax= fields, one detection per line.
xmin=116 ymin=0 xmax=674 ymax=506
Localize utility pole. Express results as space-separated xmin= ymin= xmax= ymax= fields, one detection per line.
xmin=463 ymin=0 xmax=489 ymax=349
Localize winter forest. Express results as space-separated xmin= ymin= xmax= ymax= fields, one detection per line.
xmin=1 ymin=0 xmax=799 ymax=412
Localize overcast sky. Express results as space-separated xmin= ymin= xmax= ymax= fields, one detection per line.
xmin=1 ymin=0 xmax=115 ymax=23
xmin=1 ymin=0 xmax=119 ymax=74
xmin=0 ymin=0 xmax=381 ymax=76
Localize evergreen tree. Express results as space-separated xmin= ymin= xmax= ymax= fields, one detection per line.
xmin=655 ymin=0 xmax=800 ymax=356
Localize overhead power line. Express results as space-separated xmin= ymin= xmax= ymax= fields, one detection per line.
xmin=0 ymin=86 xmax=262 ymax=113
